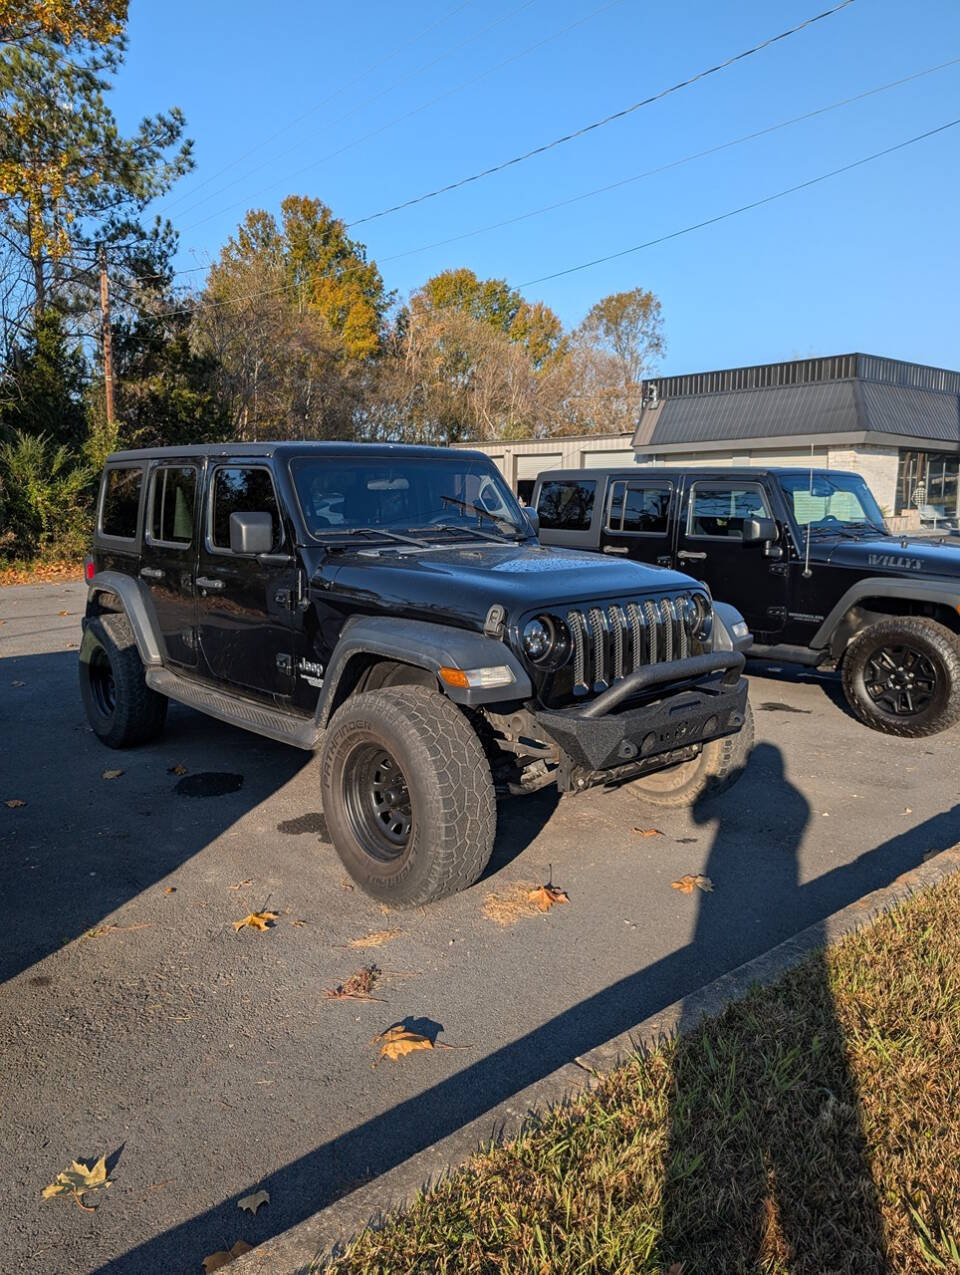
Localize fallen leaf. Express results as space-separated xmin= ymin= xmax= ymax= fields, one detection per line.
xmin=233 ymin=911 xmax=278 ymax=933
xmin=58 ymin=609 xmax=69 ymax=616
xmin=4 ymin=798 xmax=26 ymax=808
xmin=167 ymin=763 xmax=188 ymax=776
xmin=102 ymin=769 xmax=123 ymax=780
xmin=348 ymin=928 xmax=402 ymax=949
xmin=324 ymin=964 xmax=381 ymax=1001
xmin=202 ymin=1240 xmax=253 ymax=1272
xmin=373 ymin=1025 xmax=435 ymax=1064
xmin=671 ymin=874 xmax=714 ymax=894
xmin=83 ymin=923 xmax=151 ymax=940
xmin=42 ymin=1154 xmax=111 ymax=1208
xmin=11 ymin=679 xmax=25 ymax=687
xmin=528 ymin=883 xmax=570 ymax=911
xmin=634 ymin=827 xmax=663 ymax=838
xmin=164 ymin=886 xmax=176 ymax=895
xmin=290 ymin=918 xmax=306 ymax=927
xmin=237 ymin=1188 xmax=269 ymax=1215
xmin=229 ymin=879 xmax=253 ymax=890
xmin=904 ymin=807 xmax=912 ymax=814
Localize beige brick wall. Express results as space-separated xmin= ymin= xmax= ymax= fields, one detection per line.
xmin=824 ymin=446 xmax=899 ymax=514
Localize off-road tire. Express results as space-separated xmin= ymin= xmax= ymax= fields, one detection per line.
xmin=79 ymin=613 xmax=168 ymax=748
xmin=841 ymin=616 xmax=960 ymax=737
xmin=627 ymin=700 xmax=754 ymax=808
xmin=320 ymin=686 xmax=496 ymax=906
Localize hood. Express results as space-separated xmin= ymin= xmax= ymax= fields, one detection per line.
xmin=812 ymin=532 xmax=960 ymax=579
xmin=309 ymin=540 xmax=696 ymax=629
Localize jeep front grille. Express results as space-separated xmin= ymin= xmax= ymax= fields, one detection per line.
xmin=566 ymin=594 xmax=697 ymax=695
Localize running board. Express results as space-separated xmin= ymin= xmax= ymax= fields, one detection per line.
xmin=146 ymin=668 xmax=322 ymax=750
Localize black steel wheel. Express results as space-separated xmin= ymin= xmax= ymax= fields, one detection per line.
xmin=342 ymin=743 xmax=413 ymax=863
xmin=320 ymin=685 xmax=496 ymax=906
xmin=78 ymin=613 xmax=167 ymax=748
xmin=842 ymin=616 xmax=960 ymax=737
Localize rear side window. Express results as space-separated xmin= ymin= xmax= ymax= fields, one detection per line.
xmin=150 ymin=466 xmax=197 ymax=546
xmin=608 ymin=482 xmax=672 ymax=534
xmin=210 ymin=466 xmax=281 ymax=551
xmin=688 ymin=483 xmax=771 ymax=539
xmin=101 ymin=466 xmax=143 ymax=540
xmin=536 ymin=480 xmax=596 ymax=531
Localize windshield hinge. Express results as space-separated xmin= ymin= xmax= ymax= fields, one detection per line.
xmin=484 ymin=604 xmax=506 ymax=639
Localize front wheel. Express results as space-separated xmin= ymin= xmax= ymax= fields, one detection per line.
xmin=626 ymin=701 xmax=754 ymax=808
xmin=841 ymin=617 xmax=960 ymax=737
xmin=320 ymin=686 xmax=496 ymax=906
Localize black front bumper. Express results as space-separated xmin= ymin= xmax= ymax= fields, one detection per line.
xmin=533 ymin=654 xmax=748 ymax=773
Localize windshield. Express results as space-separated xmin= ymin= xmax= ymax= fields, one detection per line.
xmin=290 ymin=454 xmax=526 ymax=541
xmin=778 ymin=472 xmax=886 ymax=535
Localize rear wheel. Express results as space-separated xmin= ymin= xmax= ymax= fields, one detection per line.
xmin=841 ymin=617 xmax=960 ymax=737
xmin=320 ymin=686 xmax=496 ymax=905
xmin=79 ymin=614 xmax=167 ymax=748
xmin=627 ymin=701 xmax=754 ymax=808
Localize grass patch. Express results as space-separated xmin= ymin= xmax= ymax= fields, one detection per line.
xmin=324 ymin=871 xmax=960 ymax=1273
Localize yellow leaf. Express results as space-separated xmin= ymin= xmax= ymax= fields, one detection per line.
xmin=167 ymin=763 xmax=188 ymax=775
xmin=4 ymin=798 xmax=26 ymax=808
xmin=202 ymin=1241 xmax=252 ymax=1272
xmin=58 ymin=609 xmax=69 ymax=616
xmin=102 ymin=769 xmax=123 ymax=780
xmin=634 ymin=827 xmax=663 ymax=838
xmin=233 ymin=911 xmax=278 ymax=933
xmin=671 ymin=874 xmax=714 ymax=894
xmin=164 ymin=886 xmax=176 ymax=894
xmin=42 ymin=1154 xmax=111 ymax=1205
xmin=527 ymin=883 xmax=569 ymax=912
xmin=237 ymin=1188 xmax=269 ymax=1214
xmin=373 ymin=1025 xmax=435 ymax=1063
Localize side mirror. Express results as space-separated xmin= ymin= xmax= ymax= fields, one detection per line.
xmin=742 ymin=516 xmax=777 ymax=545
xmin=229 ymin=511 xmax=274 ymax=555
xmin=523 ymin=506 xmax=540 ymax=537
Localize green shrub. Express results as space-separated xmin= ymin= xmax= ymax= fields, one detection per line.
xmin=0 ymin=430 xmax=93 ymax=560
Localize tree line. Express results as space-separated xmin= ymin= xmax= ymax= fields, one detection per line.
xmin=0 ymin=1 xmax=665 ymax=561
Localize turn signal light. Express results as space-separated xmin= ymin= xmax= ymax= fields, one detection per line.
xmin=439 ymin=665 xmax=515 ymax=690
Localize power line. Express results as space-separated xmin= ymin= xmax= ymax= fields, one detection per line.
xmin=172 ymin=0 xmax=544 ymax=227
xmin=346 ymin=0 xmax=857 ymax=228
xmin=378 ymin=56 xmax=960 ymax=264
xmin=518 ymin=118 xmax=960 ymax=286
xmin=154 ymin=0 xmax=476 ymax=216
xmin=178 ymin=0 xmax=625 ymax=234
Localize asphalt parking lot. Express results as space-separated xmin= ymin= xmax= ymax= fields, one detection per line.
xmin=4 ymin=578 xmax=960 ymax=1275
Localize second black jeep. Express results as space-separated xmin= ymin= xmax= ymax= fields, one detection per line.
xmin=79 ymin=443 xmax=753 ymax=906
xmin=534 ymin=465 xmax=960 ymax=737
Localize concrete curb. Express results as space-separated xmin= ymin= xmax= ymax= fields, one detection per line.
xmin=235 ymin=843 xmax=960 ymax=1274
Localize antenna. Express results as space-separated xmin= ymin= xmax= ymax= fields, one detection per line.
xmin=802 ymin=442 xmax=814 ymax=578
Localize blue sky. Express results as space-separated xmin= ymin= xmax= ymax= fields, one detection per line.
xmin=114 ymin=0 xmax=960 ymax=375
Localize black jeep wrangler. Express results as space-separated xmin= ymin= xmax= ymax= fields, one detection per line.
xmin=80 ymin=443 xmax=752 ymax=905
xmin=533 ymin=465 xmax=960 ymax=737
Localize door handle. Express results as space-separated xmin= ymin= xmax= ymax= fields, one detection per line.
xmin=195 ymin=576 xmax=225 ymax=591
xmin=139 ymin=567 xmax=164 ymax=580
xmin=603 ymin=545 xmax=629 ymax=554
xmin=677 ymin=550 xmax=707 ymax=561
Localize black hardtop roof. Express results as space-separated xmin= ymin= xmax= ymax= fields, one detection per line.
xmin=535 ymin=465 xmax=860 ymax=482
xmin=105 ymin=441 xmax=487 ymax=464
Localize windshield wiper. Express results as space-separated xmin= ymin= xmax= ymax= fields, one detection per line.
xmin=324 ymin=527 xmax=429 ymax=549
xmin=411 ymin=522 xmax=508 ymax=544
xmin=439 ymin=494 xmax=521 ymax=536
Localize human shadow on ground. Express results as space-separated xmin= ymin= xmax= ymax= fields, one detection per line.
xmin=659 ymin=744 xmax=888 ymax=1273
xmin=105 ymin=743 xmax=959 ymax=1274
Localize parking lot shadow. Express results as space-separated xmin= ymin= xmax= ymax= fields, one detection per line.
xmin=1 ymin=650 xmax=313 ymax=986
xmin=106 ymin=746 xmax=960 ymax=1274
xmin=659 ymin=743 xmax=888 ymax=1272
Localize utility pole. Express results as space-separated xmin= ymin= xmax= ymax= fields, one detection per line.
xmin=98 ymin=244 xmax=115 ymax=426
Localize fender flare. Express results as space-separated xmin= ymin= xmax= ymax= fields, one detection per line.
xmin=811 ymin=576 xmax=960 ymax=652
xmin=711 ymin=600 xmax=753 ymax=654
xmin=315 ymin=615 xmax=532 ymax=727
xmin=85 ymin=570 xmax=163 ymax=667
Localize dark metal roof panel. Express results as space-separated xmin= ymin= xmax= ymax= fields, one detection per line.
xmin=858 ymin=381 xmax=960 ymax=443
xmin=643 ymin=380 xmax=861 ymax=448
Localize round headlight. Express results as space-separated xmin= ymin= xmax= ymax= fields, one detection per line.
xmin=690 ymin=592 xmax=713 ymax=641
xmin=522 ymin=618 xmax=552 ymax=661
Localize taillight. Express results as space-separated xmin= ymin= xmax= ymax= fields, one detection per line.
xmin=85 ymin=558 xmax=95 ymax=582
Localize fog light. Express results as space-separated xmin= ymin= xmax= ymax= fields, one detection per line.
xmin=640 ymin=732 xmax=658 ymax=756
xmin=702 ymin=715 xmax=718 ymax=737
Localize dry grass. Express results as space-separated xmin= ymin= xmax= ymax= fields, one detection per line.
xmin=324 ymin=872 xmax=960 ymax=1274
xmin=0 ymin=557 xmax=82 ymax=586
xmin=346 ymin=929 xmax=403 ymax=950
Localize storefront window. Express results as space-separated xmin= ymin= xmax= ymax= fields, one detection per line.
xmin=896 ymin=451 xmax=960 ymax=515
